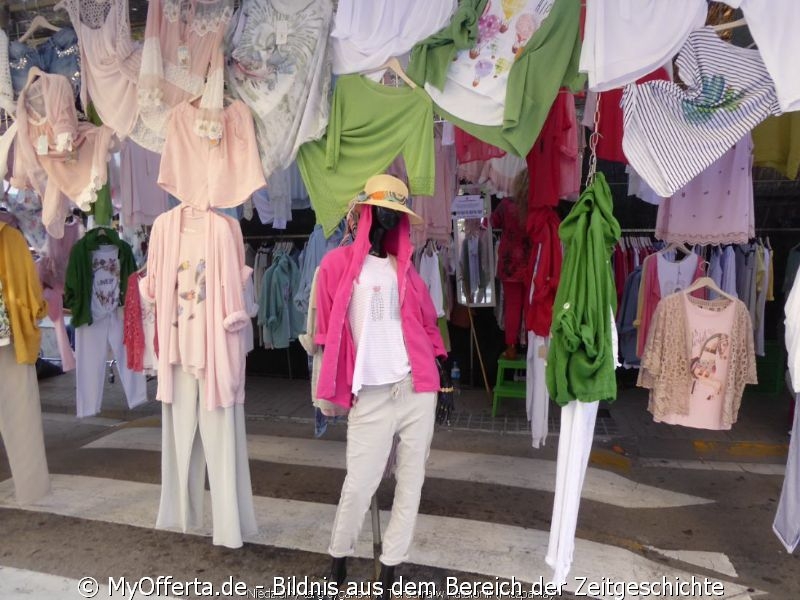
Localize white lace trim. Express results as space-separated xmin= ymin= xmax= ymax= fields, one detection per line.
xmin=193 ymin=117 xmax=223 ymax=141
xmin=56 ymin=131 xmax=74 ymax=153
xmin=163 ymin=61 xmax=205 ymax=95
xmin=73 ymin=164 xmax=108 ymax=211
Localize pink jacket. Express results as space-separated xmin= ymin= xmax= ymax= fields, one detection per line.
xmin=142 ymin=206 xmax=252 ymax=409
xmin=314 ymin=207 xmax=447 ymax=408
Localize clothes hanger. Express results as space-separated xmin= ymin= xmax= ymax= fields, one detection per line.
xmin=712 ymin=17 xmax=746 ymax=33
xmin=362 ymin=57 xmax=417 ymax=89
xmin=25 ymin=66 xmax=47 ymax=90
xmin=682 ymin=276 xmax=736 ymax=302
xmin=660 ymin=241 xmax=694 ymax=258
xmin=19 ymin=15 xmax=62 ymax=44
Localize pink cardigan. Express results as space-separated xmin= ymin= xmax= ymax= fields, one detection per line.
xmin=314 ymin=206 xmax=447 ymax=408
xmin=142 ymin=206 xmax=252 ymax=409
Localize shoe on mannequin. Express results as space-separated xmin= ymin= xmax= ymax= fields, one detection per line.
xmin=330 ymin=556 xmax=347 ymax=586
xmin=377 ymin=563 xmax=396 ymax=599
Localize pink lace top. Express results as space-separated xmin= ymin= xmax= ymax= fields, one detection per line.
xmin=56 ymin=0 xmax=158 ymax=149
xmin=12 ymin=71 xmax=114 ymax=238
xmin=138 ymin=0 xmax=233 ymax=144
xmin=158 ymin=100 xmax=266 ymax=209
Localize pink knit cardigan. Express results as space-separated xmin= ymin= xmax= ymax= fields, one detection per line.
xmin=141 ymin=206 xmax=251 ymax=409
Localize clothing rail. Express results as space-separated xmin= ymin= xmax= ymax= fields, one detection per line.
xmin=619 ymin=228 xmax=800 ymax=234
xmin=244 ymin=233 xmax=310 ymax=241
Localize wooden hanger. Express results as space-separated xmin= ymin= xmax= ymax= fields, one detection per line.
xmin=683 ymin=276 xmax=736 ymax=302
xmin=25 ymin=66 xmax=46 ymax=90
xmin=363 ymin=57 xmax=417 ymax=89
xmin=19 ymin=15 xmax=62 ymax=44
xmin=713 ymin=18 xmax=746 ymax=33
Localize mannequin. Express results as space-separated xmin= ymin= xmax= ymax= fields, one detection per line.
xmin=314 ymin=175 xmax=450 ymax=598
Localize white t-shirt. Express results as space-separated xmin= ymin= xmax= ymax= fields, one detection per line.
xmin=348 ymin=254 xmax=411 ymax=395
xmin=90 ymin=245 xmax=120 ymax=320
xmin=580 ymin=0 xmax=707 ymax=91
xmin=426 ymin=0 xmax=555 ymax=127
xmin=330 ymin=0 xmax=457 ymax=75
xmin=721 ymin=0 xmax=800 ymax=112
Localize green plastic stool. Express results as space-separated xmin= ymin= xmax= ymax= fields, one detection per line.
xmin=492 ymin=358 xmax=527 ymax=417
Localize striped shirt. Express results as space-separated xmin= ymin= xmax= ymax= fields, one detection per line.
xmin=621 ymin=27 xmax=781 ymax=198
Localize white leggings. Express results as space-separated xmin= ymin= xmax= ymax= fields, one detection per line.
xmin=156 ymin=366 xmax=257 ymax=549
xmin=546 ymin=400 xmax=599 ymax=585
xmin=0 ymin=345 xmax=50 ymax=504
xmin=526 ymin=333 xmax=550 ymax=449
xmin=329 ymin=376 xmax=436 ymax=566
xmin=74 ymin=309 xmax=147 ymax=418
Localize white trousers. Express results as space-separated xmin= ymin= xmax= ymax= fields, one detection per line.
xmin=774 ymin=393 xmax=800 ymax=553
xmin=526 ymin=333 xmax=550 ymax=449
xmin=546 ymin=400 xmax=599 ymax=585
xmin=0 ymin=345 xmax=50 ymax=504
xmin=75 ymin=309 xmax=147 ymax=418
xmin=156 ymin=366 xmax=257 ymax=548
xmin=329 ymin=376 xmax=436 ymax=566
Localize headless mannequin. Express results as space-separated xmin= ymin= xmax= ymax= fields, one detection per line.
xmin=329 ymin=205 xmax=451 ymax=598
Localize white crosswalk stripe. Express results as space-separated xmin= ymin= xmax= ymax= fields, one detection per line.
xmin=0 ymin=426 xmax=768 ymax=599
xmin=0 ymin=474 xmax=760 ymax=599
xmin=84 ymin=427 xmax=714 ymax=509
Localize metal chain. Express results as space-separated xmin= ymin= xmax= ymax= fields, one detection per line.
xmin=585 ymin=92 xmax=602 ymax=188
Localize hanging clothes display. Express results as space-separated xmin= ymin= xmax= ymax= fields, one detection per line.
xmin=617 ymin=266 xmax=643 ymax=368
xmin=158 ymin=100 xmax=266 ymax=209
xmin=545 ymin=172 xmax=620 ymax=584
xmin=11 ymin=70 xmax=115 ymax=238
xmin=118 ymin=139 xmax=170 ymax=227
xmin=721 ymin=0 xmax=800 ymax=112
xmin=491 ymin=193 xmax=531 ymax=349
xmin=526 ymin=91 xmax=579 ymax=207
xmin=655 ymin=134 xmax=755 ymax=246
xmin=786 ymin=270 xmax=800 ymax=397
xmin=294 ymin=223 xmax=345 ymax=320
xmin=56 ymin=0 xmax=156 ymax=149
xmin=0 ymin=30 xmax=13 ymax=115
xmin=65 ymin=227 xmax=146 ymax=417
xmin=142 ymin=205 xmax=256 ymax=548
xmin=582 ymin=67 xmax=671 ymax=165
xmin=257 ymin=251 xmax=303 ymax=350
xmin=579 ymin=0 xmax=706 ymax=91
xmin=9 ymin=28 xmax=82 ymax=101
xmin=330 ymin=0 xmax=456 ymax=75
xmin=410 ymin=129 xmax=457 ymax=248
xmin=454 ymin=128 xmax=505 ymax=164
xmin=753 ymin=113 xmax=800 ymax=180
xmin=226 ymin=0 xmax=333 ymax=181
xmin=296 ymin=74 xmax=434 ymax=236
xmin=457 ymin=152 xmax=527 ymax=198
xmin=0 ymin=222 xmax=50 ymax=504
xmin=410 ymin=0 xmax=583 ymax=156
xmin=622 ymin=27 xmax=781 ymax=198
xmin=138 ymin=0 xmax=233 ymax=146
xmin=635 ymin=250 xmax=706 ymax=358
xmin=526 ymin=332 xmax=549 ymax=449
xmin=639 ymin=291 xmax=757 ymax=430
xmin=774 ymin=393 xmax=800 ymax=554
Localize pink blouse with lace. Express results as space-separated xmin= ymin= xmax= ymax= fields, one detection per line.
xmin=158 ymin=100 xmax=266 ymax=209
xmin=138 ymin=0 xmax=232 ymax=144
xmin=12 ymin=71 xmax=113 ymax=238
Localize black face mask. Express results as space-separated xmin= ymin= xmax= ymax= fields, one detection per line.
xmin=373 ymin=205 xmax=400 ymax=231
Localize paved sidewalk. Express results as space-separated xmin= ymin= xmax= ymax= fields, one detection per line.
xmin=36 ymin=366 xmax=793 ymax=464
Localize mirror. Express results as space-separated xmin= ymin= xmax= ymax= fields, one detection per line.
xmin=452 ymin=194 xmax=496 ymax=307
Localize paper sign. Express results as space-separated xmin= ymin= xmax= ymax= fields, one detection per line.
xmin=451 ymin=195 xmax=484 ymax=219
